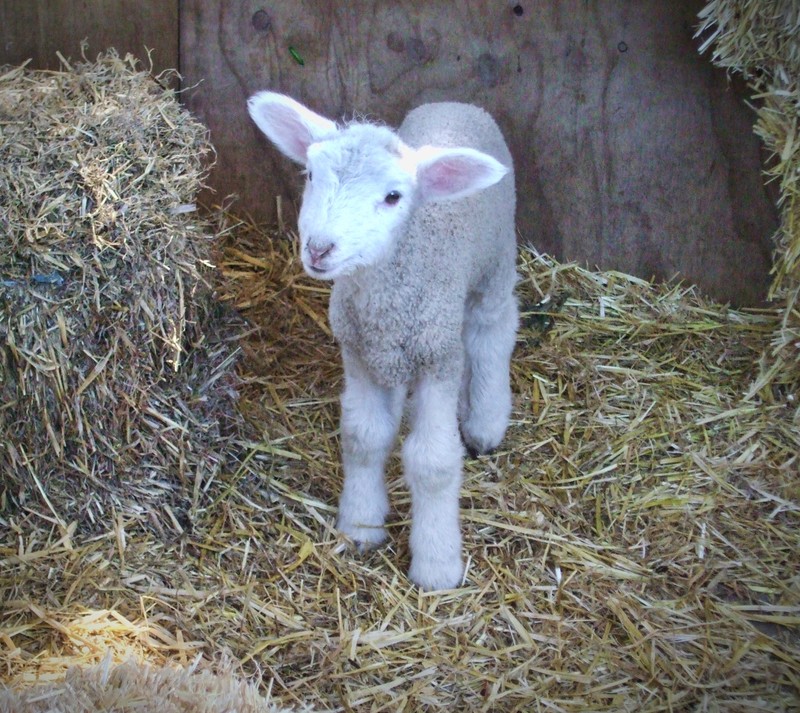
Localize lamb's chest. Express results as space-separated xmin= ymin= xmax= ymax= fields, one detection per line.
xmin=329 ymin=284 xmax=459 ymax=387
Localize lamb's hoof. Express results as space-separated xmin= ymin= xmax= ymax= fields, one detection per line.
xmin=460 ymin=414 xmax=507 ymax=458
xmin=337 ymin=519 xmax=388 ymax=552
xmin=462 ymin=435 xmax=496 ymax=460
xmin=460 ymin=429 xmax=499 ymax=459
xmin=409 ymin=556 xmax=464 ymax=591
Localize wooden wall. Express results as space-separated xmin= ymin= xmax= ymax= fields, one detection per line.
xmin=0 ymin=0 xmax=178 ymax=76
xmin=0 ymin=1 xmax=780 ymax=306
xmin=180 ymin=0 xmax=778 ymax=306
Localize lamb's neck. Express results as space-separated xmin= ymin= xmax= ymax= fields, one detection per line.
xmin=336 ymin=253 xmax=403 ymax=298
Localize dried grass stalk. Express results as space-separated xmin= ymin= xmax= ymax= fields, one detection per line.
xmin=0 ymin=51 xmax=246 ymax=522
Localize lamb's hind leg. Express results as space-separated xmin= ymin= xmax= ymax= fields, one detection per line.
xmin=459 ymin=290 xmax=518 ymax=456
xmin=337 ymin=349 xmax=405 ymax=549
xmin=403 ymin=369 xmax=464 ymax=590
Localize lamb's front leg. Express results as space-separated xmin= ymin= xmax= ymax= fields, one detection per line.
xmin=337 ymin=350 xmax=405 ymax=549
xmin=403 ymin=370 xmax=465 ymax=590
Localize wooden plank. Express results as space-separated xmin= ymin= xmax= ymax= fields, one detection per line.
xmin=0 ymin=0 xmax=178 ymax=76
xmin=181 ymin=0 xmax=776 ymax=304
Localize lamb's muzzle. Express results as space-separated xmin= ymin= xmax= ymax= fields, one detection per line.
xmin=306 ymin=240 xmax=335 ymax=269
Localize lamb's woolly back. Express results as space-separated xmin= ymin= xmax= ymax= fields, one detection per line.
xmin=399 ymin=102 xmax=514 ymax=169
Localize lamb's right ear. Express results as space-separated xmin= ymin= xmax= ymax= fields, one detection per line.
xmin=247 ymin=92 xmax=337 ymax=164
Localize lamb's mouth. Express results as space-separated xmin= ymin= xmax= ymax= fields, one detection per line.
xmin=304 ymin=258 xmax=357 ymax=280
xmin=304 ymin=262 xmax=337 ymax=280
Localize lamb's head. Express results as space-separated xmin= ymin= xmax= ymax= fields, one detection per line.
xmin=248 ymin=92 xmax=508 ymax=280
xmin=298 ymin=123 xmax=419 ymax=279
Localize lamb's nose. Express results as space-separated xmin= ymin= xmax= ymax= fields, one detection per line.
xmin=307 ymin=242 xmax=335 ymax=266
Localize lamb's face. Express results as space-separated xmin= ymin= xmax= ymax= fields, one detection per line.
xmin=297 ymin=126 xmax=417 ymax=280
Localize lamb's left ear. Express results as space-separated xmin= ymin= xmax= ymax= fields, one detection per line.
xmin=414 ymin=146 xmax=509 ymax=203
xmin=247 ymin=91 xmax=338 ymax=165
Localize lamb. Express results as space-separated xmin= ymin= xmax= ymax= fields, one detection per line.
xmin=248 ymin=92 xmax=518 ymax=590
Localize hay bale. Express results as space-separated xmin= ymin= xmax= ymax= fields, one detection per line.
xmin=0 ymin=52 xmax=243 ymax=519
xmin=697 ymin=0 xmax=800 ymax=399
xmin=0 ymin=657 xmax=300 ymax=713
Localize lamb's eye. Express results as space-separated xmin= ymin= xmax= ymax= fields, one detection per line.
xmin=306 ymin=171 xmax=313 ymax=182
xmin=384 ymin=191 xmax=401 ymax=205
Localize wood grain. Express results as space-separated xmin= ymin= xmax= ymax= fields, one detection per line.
xmin=38 ymin=0 xmax=774 ymax=305
xmin=0 ymin=0 xmax=178 ymax=77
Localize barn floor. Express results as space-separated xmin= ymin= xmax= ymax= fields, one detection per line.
xmin=2 ymin=217 xmax=798 ymax=712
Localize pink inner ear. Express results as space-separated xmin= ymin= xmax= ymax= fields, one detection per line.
xmin=426 ymin=158 xmax=474 ymax=195
xmin=272 ymin=106 xmax=314 ymax=162
xmin=418 ymin=151 xmax=501 ymax=200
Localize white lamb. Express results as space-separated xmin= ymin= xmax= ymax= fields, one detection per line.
xmin=248 ymin=92 xmax=518 ymax=590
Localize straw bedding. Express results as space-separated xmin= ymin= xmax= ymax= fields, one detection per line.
xmin=2 ymin=218 xmax=798 ymax=710
xmin=2 ymin=7 xmax=799 ymax=712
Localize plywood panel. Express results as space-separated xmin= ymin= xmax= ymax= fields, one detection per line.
xmin=0 ymin=0 xmax=178 ymax=76
xmin=181 ymin=0 xmax=777 ymax=304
